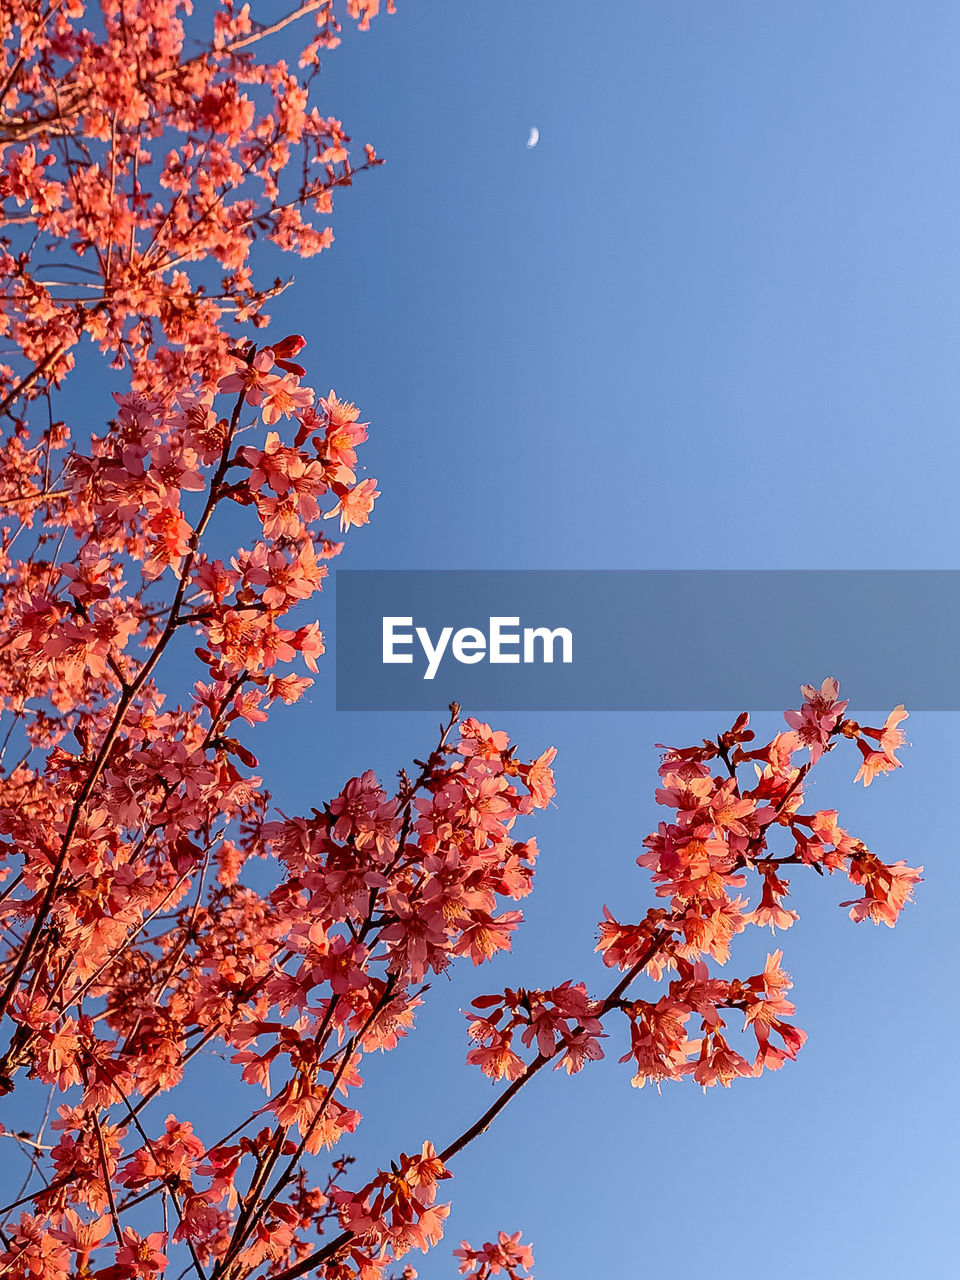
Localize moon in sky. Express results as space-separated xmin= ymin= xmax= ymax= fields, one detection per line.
xmin=526 ymin=126 xmax=540 ymax=149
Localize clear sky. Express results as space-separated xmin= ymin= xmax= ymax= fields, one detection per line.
xmin=13 ymin=4 xmax=960 ymax=1277
xmin=255 ymin=4 xmax=960 ymax=1274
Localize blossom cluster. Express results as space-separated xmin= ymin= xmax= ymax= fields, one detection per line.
xmin=466 ymin=679 xmax=920 ymax=1100
xmin=455 ymin=1232 xmax=534 ymax=1280
xmin=0 ymin=0 xmax=392 ymax=414
xmin=0 ymin=320 xmax=556 ymax=1275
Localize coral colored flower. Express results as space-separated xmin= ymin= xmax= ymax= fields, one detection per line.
xmin=114 ymin=1229 xmax=168 ymax=1277
xmin=258 ymin=372 xmax=315 ymax=424
xmin=466 ymin=1036 xmax=526 ymax=1081
xmin=866 ymin=703 xmax=909 ymax=764
xmin=784 ymin=676 xmax=848 ymax=762
xmin=293 ymin=621 xmax=326 ymax=672
xmin=325 ymin=476 xmax=380 ymax=530
xmin=217 ymin=349 xmax=276 ymax=404
xmin=456 ymin=1231 xmax=534 ymax=1279
xmin=521 ymin=747 xmax=557 ymax=808
xmin=49 ymin=1210 xmax=112 ymax=1266
xmin=841 ymin=857 xmax=923 ymax=925
xmin=854 ymin=739 xmax=900 ymax=786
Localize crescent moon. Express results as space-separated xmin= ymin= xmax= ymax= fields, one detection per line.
xmin=526 ymin=126 xmax=540 ymax=149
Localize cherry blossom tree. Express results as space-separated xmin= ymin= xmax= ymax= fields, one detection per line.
xmin=0 ymin=6 xmax=921 ymax=1280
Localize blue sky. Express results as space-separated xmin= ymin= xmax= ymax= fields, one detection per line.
xmin=7 ymin=3 xmax=960 ymax=1277
xmin=260 ymin=4 xmax=957 ymax=1275
xmin=258 ymin=4 xmax=959 ymax=1274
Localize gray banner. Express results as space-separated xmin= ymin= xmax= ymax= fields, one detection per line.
xmin=334 ymin=570 xmax=960 ymax=710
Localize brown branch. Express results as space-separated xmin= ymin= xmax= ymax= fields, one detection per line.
xmin=91 ymin=1113 xmax=124 ymax=1248
xmin=219 ymin=3 xmax=325 ymax=54
xmin=0 ymin=343 xmax=67 ymax=418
